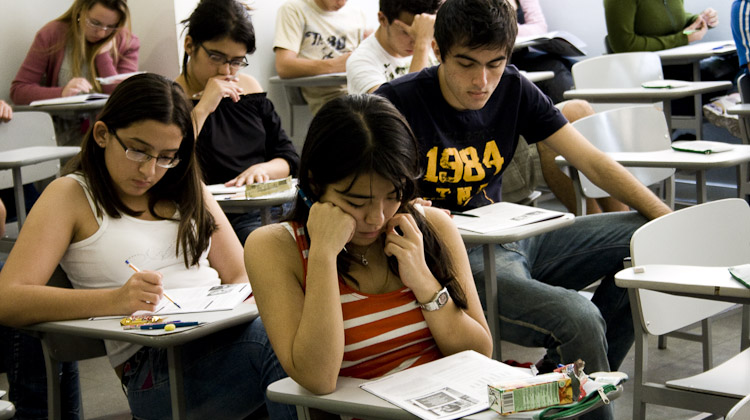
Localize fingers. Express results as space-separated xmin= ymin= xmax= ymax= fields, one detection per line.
xmin=63 ymin=78 xmax=93 ymax=97
xmin=130 ymin=271 xmax=164 ymax=307
xmin=0 ymin=103 xmax=11 ymax=122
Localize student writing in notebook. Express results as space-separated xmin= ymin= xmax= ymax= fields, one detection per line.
xmin=0 ymin=73 xmax=296 ymax=419
xmin=246 ymin=94 xmax=492 ymax=395
xmin=177 ymin=0 xmax=299 ymax=245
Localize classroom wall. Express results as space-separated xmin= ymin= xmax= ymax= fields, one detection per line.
xmin=0 ymin=0 xmax=734 ymax=147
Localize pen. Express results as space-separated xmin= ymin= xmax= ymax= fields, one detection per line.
xmin=297 ymin=186 xmax=314 ymax=208
xmin=450 ymin=210 xmax=480 ymax=218
xmin=126 ymin=322 xmax=200 ymax=330
xmin=125 ymin=260 xmax=182 ymax=309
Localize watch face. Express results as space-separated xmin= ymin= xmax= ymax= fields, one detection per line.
xmin=437 ymin=290 xmax=449 ymax=306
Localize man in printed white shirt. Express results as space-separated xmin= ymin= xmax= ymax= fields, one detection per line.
xmin=346 ymin=0 xmax=440 ymax=94
xmin=274 ymin=0 xmax=370 ymax=114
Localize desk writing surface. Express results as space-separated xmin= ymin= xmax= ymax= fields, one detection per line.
xmin=563 ymin=81 xmax=732 ymax=102
xmin=268 ymin=73 xmax=347 ymax=88
xmin=0 ymin=146 xmax=80 ymax=169
xmin=458 ymin=213 xmax=575 ymax=245
xmin=615 ymin=265 xmax=750 ymax=303
xmin=26 ymin=301 xmax=258 ymax=348
xmin=214 ymin=186 xmax=296 ymax=213
xmin=519 ymin=71 xmax=554 ymax=84
xmin=727 ymin=104 xmax=750 ymax=116
xmin=555 ymin=146 xmax=750 ymax=170
xmin=656 ymin=40 xmax=737 ymax=65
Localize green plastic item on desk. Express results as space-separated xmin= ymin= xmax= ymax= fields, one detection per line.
xmin=533 ymin=384 xmax=618 ymax=420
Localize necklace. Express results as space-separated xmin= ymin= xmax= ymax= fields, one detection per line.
xmin=346 ymin=246 xmax=370 ymax=266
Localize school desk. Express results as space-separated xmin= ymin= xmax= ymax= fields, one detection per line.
xmin=267 ymin=375 xmax=623 ymax=420
xmin=563 ymin=80 xmax=732 ymax=136
xmin=24 ymin=301 xmax=258 ymax=420
xmin=615 ymin=264 xmax=750 ymax=350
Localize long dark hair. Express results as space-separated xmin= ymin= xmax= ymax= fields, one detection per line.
xmin=63 ymin=73 xmax=216 ymax=267
xmin=180 ymin=0 xmax=256 ymax=81
xmin=292 ymin=94 xmax=467 ymax=309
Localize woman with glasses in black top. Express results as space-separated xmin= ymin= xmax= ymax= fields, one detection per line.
xmin=176 ymin=0 xmax=300 ymax=245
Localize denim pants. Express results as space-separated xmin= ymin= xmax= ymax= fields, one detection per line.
xmin=0 ymin=326 xmax=81 ymax=419
xmin=468 ymin=211 xmax=646 ymax=371
xmin=121 ymin=317 xmax=296 ymax=420
xmin=229 ymin=203 xmax=291 ymax=245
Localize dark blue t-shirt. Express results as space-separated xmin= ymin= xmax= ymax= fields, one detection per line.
xmin=376 ymin=65 xmax=567 ymax=211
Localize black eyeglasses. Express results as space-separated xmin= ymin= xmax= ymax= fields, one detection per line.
xmin=199 ymin=44 xmax=249 ymax=69
xmin=111 ymin=131 xmax=181 ymax=169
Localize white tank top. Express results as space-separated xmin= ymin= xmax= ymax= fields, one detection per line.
xmin=60 ymin=174 xmax=220 ymax=367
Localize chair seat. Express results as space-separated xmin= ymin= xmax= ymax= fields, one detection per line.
xmin=0 ymin=399 xmax=15 ymax=420
xmin=666 ymin=348 xmax=750 ymax=398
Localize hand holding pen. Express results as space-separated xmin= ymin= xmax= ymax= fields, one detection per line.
xmin=125 ymin=260 xmax=181 ymax=310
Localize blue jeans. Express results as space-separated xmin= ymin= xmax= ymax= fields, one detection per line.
xmin=468 ymin=212 xmax=645 ymax=419
xmin=0 ymin=326 xmax=81 ymax=419
xmin=229 ymin=203 xmax=291 ymax=245
xmin=121 ymin=317 xmax=296 ymax=420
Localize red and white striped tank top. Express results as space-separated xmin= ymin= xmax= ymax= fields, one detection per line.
xmin=284 ymin=221 xmax=443 ymax=379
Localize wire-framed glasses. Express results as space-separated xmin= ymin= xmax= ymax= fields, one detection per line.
xmin=111 ymin=131 xmax=181 ymax=169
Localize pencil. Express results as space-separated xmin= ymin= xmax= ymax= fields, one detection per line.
xmin=450 ymin=210 xmax=480 ymax=218
xmin=125 ymin=260 xmax=182 ymax=309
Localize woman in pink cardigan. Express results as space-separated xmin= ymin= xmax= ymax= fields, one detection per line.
xmin=10 ymin=0 xmax=140 ymax=106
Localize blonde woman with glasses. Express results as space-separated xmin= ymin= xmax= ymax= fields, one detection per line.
xmin=10 ymin=0 xmax=139 ymax=106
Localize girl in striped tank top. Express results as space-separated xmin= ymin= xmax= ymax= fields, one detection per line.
xmin=246 ymin=94 xmax=492 ymax=395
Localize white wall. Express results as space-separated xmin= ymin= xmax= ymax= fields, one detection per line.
xmin=0 ymin=0 xmax=733 ymax=145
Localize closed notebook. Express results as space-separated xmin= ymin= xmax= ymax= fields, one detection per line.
xmin=671 ymin=140 xmax=733 ymax=154
xmin=641 ymin=79 xmax=690 ymax=89
xmin=728 ymin=264 xmax=750 ymax=289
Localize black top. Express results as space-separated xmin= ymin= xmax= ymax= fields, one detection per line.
xmin=194 ymin=93 xmax=300 ymax=186
xmin=376 ymin=65 xmax=567 ymax=211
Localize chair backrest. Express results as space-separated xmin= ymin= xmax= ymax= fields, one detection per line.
xmin=0 ymin=111 xmax=61 ymax=189
xmin=727 ymin=393 xmax=750 ymax=420
xmin=569 ymin=105 xmax=675 ymax=198
xmin=571 ymin=52 xmax=663 ymax=112
xmin=572 ymin=52 xmax=663 ymax=89
xmin=630 ymin=199 xmax=748 ymax=336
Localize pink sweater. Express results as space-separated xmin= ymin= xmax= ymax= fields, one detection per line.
xmin=517 ymin=0 xmax=548 ymax=37
xmin=10 ymin=20 xmax=140 ymax=105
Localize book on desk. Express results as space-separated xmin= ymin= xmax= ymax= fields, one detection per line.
xmin=29 ymin=93 xmax=109 ymax=107
xmin=360 ymin=350 xmax=533 ymax=420
xmin=452 ymin=202 xmax=565 ymax=234
xmin=514 ymin=30 xmax=586 ymax=57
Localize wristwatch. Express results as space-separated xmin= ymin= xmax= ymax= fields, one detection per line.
xmin=419 ymin=287 xmax=450 ymax=311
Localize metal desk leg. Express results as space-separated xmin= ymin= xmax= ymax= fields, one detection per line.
xmin=663 ymin=100 xmax=673 ymax=134
xmin=692 ymin=61 xmax=703 ymax=139
xmin=167 ymin=346 xmax=187 ymax=420
xmin=696 ymin=170 xmax=708 ymax=204
xmin=12 ymin=167 xmax=26 ymax=228
xmin=483 ymin=244 xmax=501 ymax=360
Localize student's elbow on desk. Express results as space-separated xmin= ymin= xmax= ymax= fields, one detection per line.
xmin=294 ymin=371 xmax=340 ymax=395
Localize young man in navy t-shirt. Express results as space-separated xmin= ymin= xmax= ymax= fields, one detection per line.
xmin=377 ymin=1 xmax=671 ymax=418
